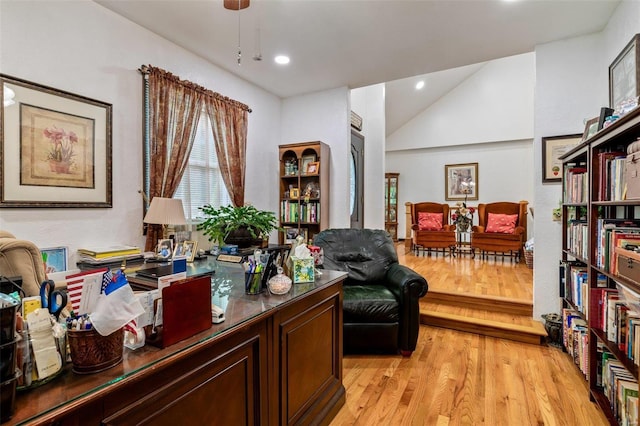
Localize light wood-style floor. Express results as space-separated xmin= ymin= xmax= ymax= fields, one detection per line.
xmin=398 ymin=248 xmax=533 ymax=300
xmin=329 ymin=247 xmax=609 ymax=425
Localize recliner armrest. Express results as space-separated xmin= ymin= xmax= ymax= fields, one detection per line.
xmin=385 ymin=263 xmax=428 ymax=301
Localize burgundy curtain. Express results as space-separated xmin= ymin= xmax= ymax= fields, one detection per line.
xmin=143 ymin=66 xmax=203 ymax=251
xmin=204 ymin=95 xmax=250 ymax=207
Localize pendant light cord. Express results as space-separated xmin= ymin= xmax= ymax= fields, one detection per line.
xmin=237 ymin=0 xmax=242 ymax=65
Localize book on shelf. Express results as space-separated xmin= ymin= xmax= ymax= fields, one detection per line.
xmin=563 ymin=163 xmax=588 ymax=203
xmin=77 ymin=245 xmax=141 ymax=259
xmin=591 ymin=288 xmax=618 ymax=331
xmin=593 ymin=150 xmax=625 ymax=201
xmin=608 ymin=296 xmax=625 ymax=342
xmin=596 ymin=219 xmax=640 ymax=271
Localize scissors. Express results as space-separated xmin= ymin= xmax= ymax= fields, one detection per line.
xmin=39 ymin=280 xmax=67 ymax=320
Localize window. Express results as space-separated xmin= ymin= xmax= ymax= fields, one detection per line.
xmin=142 ymin=73 xmax=230 ymax=224
xmin=173 ymin=111 xmax=230 ymax=222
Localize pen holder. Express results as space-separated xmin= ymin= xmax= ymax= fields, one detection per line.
xmin=245 ymin=271 xmax=264 ymax=295
xmin=67 ymin=328 xmax=123 ymax=374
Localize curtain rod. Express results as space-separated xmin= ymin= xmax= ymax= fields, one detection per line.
xmin=138 ymin=64 xmax=252 ymax=113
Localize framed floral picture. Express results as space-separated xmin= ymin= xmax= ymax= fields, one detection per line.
xmin=0 ymin=74 xmax=112 ymax=207
xmin=445 ymin=163 xmax=478 ymax=201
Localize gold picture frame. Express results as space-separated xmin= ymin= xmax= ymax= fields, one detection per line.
xmin=182 ymin=240 xmax=198 ymax=262
xmin=306 ymin=161 xmax=319 ymax=175
xmin=1 ymin=74 xmax=112 ymax=207
xmin=445 ymin=163 xmax=478 ymax=201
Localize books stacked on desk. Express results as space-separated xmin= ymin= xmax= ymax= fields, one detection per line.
xmin=77 ymin=245 xmax=144 ymax=265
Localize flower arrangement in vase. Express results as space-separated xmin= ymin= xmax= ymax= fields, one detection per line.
xmin=451 ymin=181 xmax=476 ymax=232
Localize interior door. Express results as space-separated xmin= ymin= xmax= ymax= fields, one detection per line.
xmin=350 ymin=130 xmax=364 ymax=229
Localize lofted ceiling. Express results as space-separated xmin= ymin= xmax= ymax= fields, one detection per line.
xmin=96 ymin=0 xmax=620 ymax=135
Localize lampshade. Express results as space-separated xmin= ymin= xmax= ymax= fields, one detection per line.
xmin=143 ymin=197 xmax=187 ymax=226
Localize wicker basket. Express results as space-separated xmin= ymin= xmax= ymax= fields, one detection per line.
xmin=524 ymin=249 xmax=534 ymax=269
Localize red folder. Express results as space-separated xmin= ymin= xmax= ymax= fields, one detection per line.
xmin=146 ymin=275 xmax=212 ymax=348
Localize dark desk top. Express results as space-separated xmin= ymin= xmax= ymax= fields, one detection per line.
xmin=11 ymin=262 xmax=347 ymax=425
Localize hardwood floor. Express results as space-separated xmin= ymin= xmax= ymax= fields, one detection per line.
xmin=331 ymin=326 xmax=608 ymax=425
xmin=329 ymin=245 xmax=609 ymax=425
xmin=398 ymin=248 xmax=533 ymax=300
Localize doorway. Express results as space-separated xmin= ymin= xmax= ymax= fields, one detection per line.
xmin=350 ymin=129 xmax=364 ymax=229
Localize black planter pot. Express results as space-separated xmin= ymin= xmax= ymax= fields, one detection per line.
xmin=224 ymin=227 xmax=263 ymax=248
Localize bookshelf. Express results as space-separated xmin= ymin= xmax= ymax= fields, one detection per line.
xmin=560 ymin=106 xmax=640 ymax=425
xmin=278 ymin=141 xmax=330 ymax=245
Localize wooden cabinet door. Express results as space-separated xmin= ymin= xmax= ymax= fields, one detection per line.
xmin=103 ymin=322 xmax=268 ymax=426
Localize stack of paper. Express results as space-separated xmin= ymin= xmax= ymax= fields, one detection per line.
xmin=78 ymin=245 xmax=141 ymax=259
xmin=77 ymin=245 xmax=143 ymax=264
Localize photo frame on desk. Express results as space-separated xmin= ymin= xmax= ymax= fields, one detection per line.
xmin=156 ymin=239 xmax=173 ymax=260
xmin=182 ymin=240 xmax=197 ymax=262
xmin=541 ymin=134 xmax=583 ymax=183
xmin=0 ymin=74 xmax=112 ymax=207
xmin=284 ymin=227 xmax=307 ymax=244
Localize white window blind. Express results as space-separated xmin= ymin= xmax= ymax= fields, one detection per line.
xmin=174 ymin=111 xmax=230 ymax=222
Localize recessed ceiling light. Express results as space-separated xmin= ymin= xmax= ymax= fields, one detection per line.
xmin=275 ymin=55 xmax=290 ymax=65
xmin=415 ymin=81 xmax=425 ymax=90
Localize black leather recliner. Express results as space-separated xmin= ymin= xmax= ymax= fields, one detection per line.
xmin=313 ymin=228 xmax=428 ymax=356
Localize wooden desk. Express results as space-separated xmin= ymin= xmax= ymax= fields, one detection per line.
xmin=9 ymin=263 xmax=346 ymax=425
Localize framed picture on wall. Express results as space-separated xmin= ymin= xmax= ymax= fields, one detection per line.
xmin=0 ymin=74 xmax=112 ymax=207
xmin=445 ymin=163 xmax=478 ymax=201
xmin=609 ymin=33 xmax=640 ymax=110
xmin=542 ymin=134 xmax=583 ymax=183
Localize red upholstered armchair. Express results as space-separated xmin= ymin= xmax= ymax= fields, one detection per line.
xmin=410 ymin=202 xmax=456 ymax=256
xmin=471 ymin=201 xmax=528 ymax=260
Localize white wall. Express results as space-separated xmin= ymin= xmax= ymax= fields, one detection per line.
xmin=387 ymin=53 xmax=535 ymax=151
xmin=0 ymin=1 xmax=282 ymax=264
xmin=532 ymin=0 xmax=640 ymax=318
xmin=350 ymin=84 xmax=386 ymax=229
xmin=387 ymin=140 xmax=533 ymax=239
xmin=280 ymin=88 xmax=351 ymax=228
xmin=384 ymin=53 xmax=535 ymax=239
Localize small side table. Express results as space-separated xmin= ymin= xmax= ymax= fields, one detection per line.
xmin=456 ymin=231 xmax=475 ymax=257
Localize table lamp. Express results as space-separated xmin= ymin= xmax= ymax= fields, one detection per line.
xmin=143 ymin=197 xmax=187 ymax=240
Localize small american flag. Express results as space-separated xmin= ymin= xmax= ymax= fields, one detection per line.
xmin=101 ymin=269 xmax=114 ymax=294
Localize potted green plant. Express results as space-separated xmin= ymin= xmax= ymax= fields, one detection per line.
xmin=197 ymin=204 xmax=280 ymax=248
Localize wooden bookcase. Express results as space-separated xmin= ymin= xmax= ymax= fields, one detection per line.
xmin=560 ymin=106 xmax=640 ymax=425
xmin=385 ymin=173 xmax=399 ymax=241
xmin=278 ymin=141 xmax=330 ymax=245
